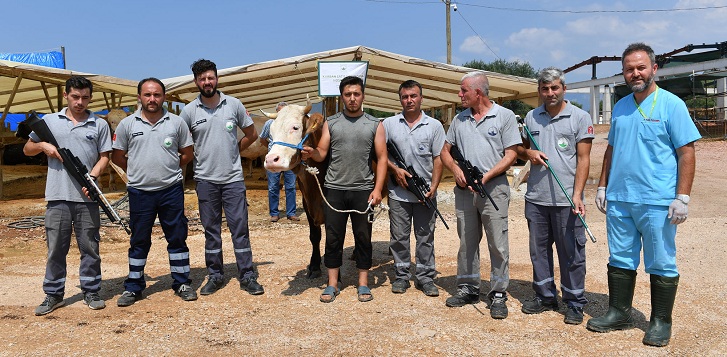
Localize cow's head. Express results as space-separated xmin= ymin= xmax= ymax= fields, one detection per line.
xmin=102 ymin=108 xmax=129 ymax=132
xmin=263 ymin=100 xmax=323 ymax=173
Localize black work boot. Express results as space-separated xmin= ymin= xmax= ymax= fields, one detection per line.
xmin=643 ymin=274 xmax=679 ymax=347
xmin=586 ymin=265 xmax=637 ymax=333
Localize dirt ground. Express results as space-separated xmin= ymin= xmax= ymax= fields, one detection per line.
xmin=0 ymin=126 xmax=725 ymax=356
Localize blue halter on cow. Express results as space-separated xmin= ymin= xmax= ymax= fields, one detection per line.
xmin=262 ymin=100 xmax=328 ymax=278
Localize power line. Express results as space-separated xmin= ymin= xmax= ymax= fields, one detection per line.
xmin=364 ymin=0 xmax=727 ymax=14
xmin=455 ymin=10 xmax=501 ymax=60
xmin=458 ymin=2 xmax=727 ymax=13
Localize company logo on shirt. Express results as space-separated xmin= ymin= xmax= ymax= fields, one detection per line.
xmin=557 ymin=137 xmax=569 ymax=149
xmin=225 ymin=121 xmax=235 ymax=132
xmin=587 ymin=126 xmax=594 ymax=134
xmin=163 ymin=137 xmax=173 ymax=148
xmin=643 ymin=118 xmax=661 ymax=123
xmin=487 ymin=127 xmax=498 ymax=136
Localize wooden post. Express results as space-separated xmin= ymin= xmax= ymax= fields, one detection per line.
xmin=40 ymin=82 xmax=55 ymax=113
xmin=0 ymin=146 xmax=4 ymax=199
xmin=324 ymin=97 xmax=337 ymax=118
xmin=57 ymin=85 xmax=63 ymax=111
xmin=1 ymin=74 xmax=23 ymax=123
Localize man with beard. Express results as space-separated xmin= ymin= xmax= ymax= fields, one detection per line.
xmin=383 ymin=80 xmax=445 ymax=297
xmin=25 ymin=75 xmax=112 ymax=315
xmin=113 ymin=78 xmax=196 ymax=307
xmin=518 ymin=67 xmax=593 ymax=325
xmin=440 ymin=72 xmax=521 ymax=319
xmin=180 ymin=59 xmax=264 ymax=296
xmin=587 ymin=43 xmax=700 ymax=347
xmin=301 ymin=76 xmax=388 ymax=303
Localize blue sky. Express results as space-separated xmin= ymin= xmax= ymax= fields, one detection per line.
xmin=3 ymin=1 xmax=726 ymax=85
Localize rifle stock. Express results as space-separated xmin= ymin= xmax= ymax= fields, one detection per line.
xmin=387 ymin=141 xmax=449 ymax=229
xmin=27 ymin=112 xmax=131 ymax=234
xmin=449 ymin=145 xmax=499 ymax=211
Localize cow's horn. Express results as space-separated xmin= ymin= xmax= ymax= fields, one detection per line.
xmin=259 ymin=109 xmax=277 ymax=119
xmin=303 ymin=94 xmax=312 ymax=114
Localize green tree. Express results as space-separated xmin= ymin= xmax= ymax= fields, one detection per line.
xmin=684 ymin=96 xmax=715 ymax=109
xmin=364 ymin=108 xmax=394 ymax=119
xmin=462 ymin=59 xmax=537 ymax=117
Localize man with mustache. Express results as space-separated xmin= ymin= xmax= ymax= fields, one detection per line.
xmin=382 ymin=80 xmax=445 ymax=297
xmin=24 ymin=75 xmax=112 ymax=315
xmin=587 ymin=43 xmax=701 ymax=347
xmin=301 ymin=75 xmax=388 ymax=303
xmin=440 ymin=71 xmax=521 ymax=319
xmin=113 ymin=78 xmax=195 ymax=307
xmin=518 ymin=67 xmax=594 ymax=325
xmin=180 ymin=59 xmax=264 ymax=296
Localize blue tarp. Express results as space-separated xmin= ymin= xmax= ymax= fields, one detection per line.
xmin=0 ymin=50 xmax=64 ymax=69
xmin=0 ymin=50 xmax=64 ymax=130
xmin=4 ymin=114 xmax=27 ymax=131
xmin=4 ymin=110 xmax=115 ymax=131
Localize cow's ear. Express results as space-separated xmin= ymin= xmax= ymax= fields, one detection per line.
xmin=304 ymin=113 xmax=324 ymax=134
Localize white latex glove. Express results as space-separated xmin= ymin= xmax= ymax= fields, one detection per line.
xmin=595 ymin=187 xmax=607 ymax=214
xmin=668 ymin=199 xmax=688 ymax=224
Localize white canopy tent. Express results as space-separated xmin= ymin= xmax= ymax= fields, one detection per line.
xmin=163 ymin=45 xmax=539 ymax=115
xmin=0 ymin=59 xmax=139 ymax=124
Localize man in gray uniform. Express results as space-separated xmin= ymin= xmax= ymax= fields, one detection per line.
xmin=24 ymin=75 xmax=112 ymax=315
xmin=440 ymin=71 xmax=521 ymax=319
xmin=112 ymin=78 xmax=196 ymax=306
xmin=383 ymin=80 xmax=445 ymax=297
xmin=180 ymin=59 xmax=264 ymax=296
xmin=518 ymin=67 xmax=594 ymax=325
xmin=301 ymin=76 xmax=388 ymax=303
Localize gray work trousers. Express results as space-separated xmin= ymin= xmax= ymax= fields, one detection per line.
xmin=453 ymin=175 xmax=510 ymax=297
xmin=43 ymin=201 xmax=102 ymax=296
xmin=196 ymin=180 xmax=256 ymax=281
xmin=525 ymin=201 xmax=587 ymax=307
xmin=388 ymin=198 xmax=437 ymax=284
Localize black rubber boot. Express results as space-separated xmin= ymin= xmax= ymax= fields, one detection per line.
xmin=586 ymin=265 xmax=637 ymax=332
xmin=643 ymin=274 xmax=679 ymax=347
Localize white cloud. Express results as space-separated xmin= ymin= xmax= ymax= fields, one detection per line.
xmin=550 ymin=50 xmax=567 ymax=62
xmin=459 ymin=35 xmax=488 ymax=54
xmin=505 ymin=28 xmax=565 ymax=49
xmin=566 ymin=16 xmax=624 ymax=36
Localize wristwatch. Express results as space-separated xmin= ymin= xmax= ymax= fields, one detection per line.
xmin=676 ymin=194 xmax=690 ymax=205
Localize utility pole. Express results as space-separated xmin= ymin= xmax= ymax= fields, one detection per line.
xmin=444 ymin=0 xmax=451 ymax=64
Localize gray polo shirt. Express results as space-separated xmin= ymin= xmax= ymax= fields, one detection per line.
xmin=324 ymin=112 xmax=380 ymax=191
xmin=29 ymin=108 xmax=112 ymax=203
xmin=113 ymin=109 xmax=193 ymax=191
xmin=524 ymin=101 xmax=594 ymax=206
xmin=446 ymin=102 xmax=522 ymax=171
xmin=180 ymin=91 xmax=253 ymax=184
xmin=383 ymin=112 xmax=445 ymax=202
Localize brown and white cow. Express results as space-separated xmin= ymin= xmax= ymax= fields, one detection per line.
xmin=262 ymin=102 xmax=327 ymax=278
xmin=237 ymin=115 xmax=269 ymax=178
xmin=102 ymin=108 xmax=130 ymax=190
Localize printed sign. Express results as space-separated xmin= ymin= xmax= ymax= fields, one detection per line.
xmin=318 ymin=61 xmax=368 ymax=97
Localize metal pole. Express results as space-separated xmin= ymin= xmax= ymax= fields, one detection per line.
xmin=61 ymin=46 xmax=66 ymax=69
xmin=445 ymin=0 xmax=451 ymax=64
